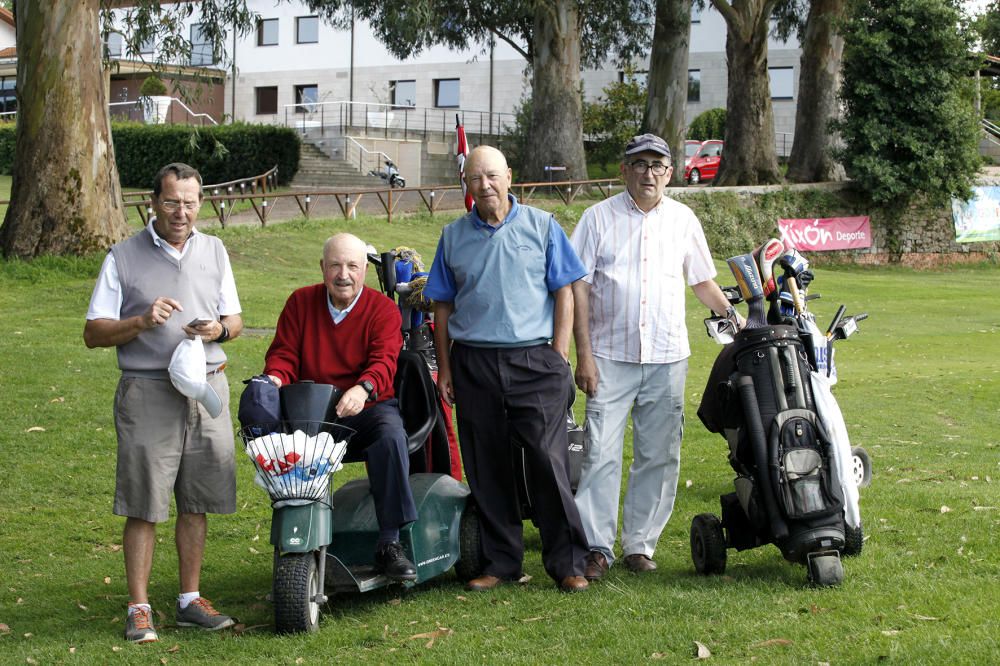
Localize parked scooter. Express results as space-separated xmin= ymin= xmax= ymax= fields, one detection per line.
xmin=692 ymin=239 xmax=870 ymax=586
xmin=369 ymin=159 xmax=406 ymax=188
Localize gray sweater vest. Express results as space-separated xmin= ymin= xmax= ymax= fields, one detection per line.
xmin=110 ymin=227 xmax=228 ymax=375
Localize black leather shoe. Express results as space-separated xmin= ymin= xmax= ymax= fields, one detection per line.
xmin=374 ymin=541 xmax=417 ymax=581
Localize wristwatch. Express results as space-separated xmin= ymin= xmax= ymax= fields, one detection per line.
xmin=358 ymin=379 xmax=376 ymax=401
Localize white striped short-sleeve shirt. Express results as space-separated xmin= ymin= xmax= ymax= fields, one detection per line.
xmin=570 ymin=191 xmax=717 ymax=364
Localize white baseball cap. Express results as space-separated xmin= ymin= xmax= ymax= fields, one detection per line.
xmin=168 ymin=338 xmax=223 ymax=418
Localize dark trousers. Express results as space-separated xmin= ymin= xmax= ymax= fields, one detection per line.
xmin=339 ymin=399 xmax=417 ymax=530
xmin=451 ymin=343 xmax=588 ymax=581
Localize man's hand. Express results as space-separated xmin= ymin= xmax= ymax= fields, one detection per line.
xmin=574 ymin=353 xmax=599 ymax=398
xmin=182 ymin=319 xmax=224 ymax=342
xmin=142 ymin=297 xmax=183 ymax=329
xmin=437 ymin=368 xmax=455 ymax=406
xmin=335 ymin=385 xmax=369 ymax=418
xmin=266 ymin=374 xmax=283 ymax=388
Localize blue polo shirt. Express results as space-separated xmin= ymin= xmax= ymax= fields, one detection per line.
xmin=424 ymin=195 xmax=586 ymax=346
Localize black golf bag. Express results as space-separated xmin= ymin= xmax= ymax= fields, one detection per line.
xmin=699 ymin=324 xmax=847 ymax=565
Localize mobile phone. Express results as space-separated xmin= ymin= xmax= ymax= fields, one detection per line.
xmin=187 ymin=318 xmax=213 ymax=327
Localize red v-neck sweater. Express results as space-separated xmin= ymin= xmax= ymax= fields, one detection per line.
xmin=264 ymin=284 xmax=403 ymax=403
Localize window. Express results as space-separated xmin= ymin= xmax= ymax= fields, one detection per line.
xmin=769 ymin=67 xmax=794 ymax=100
xmin=105 ymin=32 xmax=123 ymax=58
xmin=133 ymin=34 xmax=156 ymax=56
xmin=434 ymin=79 xmax=460 ymax=108
xmin=391 ymin=80 xmax=416 ymax=108
xmin=255 ymin=86 xmax=278 ymax=115
xmin=296 ymin=16 xmax=319 ymax=44
xmin=687 ymin=70 xmax=701 ymax=102
xmin=0 ymin=76 xmax=16 ymax=114
xmin=294 ymin=84 xmax=318 ymax=113
xmin=190 ymin=23 xmax=214 ymax=66
xmin=620 ymin=70 xmax=648 ymax=87
xmin=257 ymin=18 xmax=278 ymax=46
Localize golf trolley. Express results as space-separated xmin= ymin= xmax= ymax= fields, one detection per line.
xmin=692 ymin=239 xmax=871 ymax=586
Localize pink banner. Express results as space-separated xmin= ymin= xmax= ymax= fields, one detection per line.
xmin=777 ymin=216 xmax=872 ymax=251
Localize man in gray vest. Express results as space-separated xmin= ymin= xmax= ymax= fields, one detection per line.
xmin=85 ymin=163 xmax=243 ymax=643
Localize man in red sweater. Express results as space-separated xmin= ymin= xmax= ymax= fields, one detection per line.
xmin=264 ymin=233 xmax=417 ymax=580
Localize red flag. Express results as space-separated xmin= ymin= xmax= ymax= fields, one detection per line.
xmin=456 ymin=115 xmax=473 ymax=212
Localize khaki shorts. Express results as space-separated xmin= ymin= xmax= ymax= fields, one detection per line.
xmin=113 ymin=373 xmax=236 ymax=523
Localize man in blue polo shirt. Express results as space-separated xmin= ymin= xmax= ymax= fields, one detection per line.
xmin=424 ymin=145 xmax=590 ymax=593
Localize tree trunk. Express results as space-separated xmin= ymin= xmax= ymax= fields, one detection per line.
xmin=524 ymin=0 xmax=588 ymax=182
xmin=643 ymin=0 xmax=692 ymax=187
xmin=711 ymin=0 xmax=781 ymax=186
xmin=0 ymin=1 xmax=129 ymax=259
xmin=786 ymin=0 xmax=846 ymax=183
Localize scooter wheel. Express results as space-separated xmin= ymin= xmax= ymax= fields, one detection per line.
xmin=806 ymin=551 xmax=844 ymax=587
xmin=851 ymin=447 xmax=872 ymax=488
xmin=842 ymin=521 xmax=864 ymax=557
xmin=273 ymin=552 xmax=322 ymax=634
xmin=455 ymin=501 xmax=484 ymax=582
xmin=690 ymin=513 xmax=727 ymax=575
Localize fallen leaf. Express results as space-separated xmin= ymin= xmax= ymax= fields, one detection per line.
xmin=652 ymin=652 xmax=669 ymax=659
xmin=387 ymin=598 xmax=401 ymax=606
xmin=521 ymin=616 xmax=545 ymax=622
xmin=26 ymin=658 xmax=38 ymax=665
xmin=752 ymin=639 xmax=794 ymax=648
xmin=940 ymin=505 xmax=951 ymax=514
xmin=50 ymin=397 xmax=65 ymax=403
xmin=160 ymin=658 xmax=168 ymax=665
xmin=248 ymin=547 xmax=260 ymax=555
xmin=69 ymin=647 xmax=76 ymax=654
xmin=407 ymin=627 xmax=453 ymax=649
xmin=911 ymin=614 xmax=940 ymax=621
xmin=112 ymin=646 xmax=122 ymax=652
xmin=25 ymin=427 xmax=45 ymax=433
xmin=16 ymin=598 xmax=23 ymax=605
xmin=882 ymin=630 xmax=900 ymax=636
xmin=694 ymin=640 xmax=711 ymax=659
xmin=110 ymin=544 xmax=122 ymax=553
xmin=295 ymin=658 xmax=304 ymax=664
xmin=23 ymin=633 xmax=32 ymax=638
xmin=0 ymin=624 xmax=9 ymax=634
xmin=103 ymin=577 xmax=111 ymax=585
xmin=685 ymin=479 xmax=693 ymax=488
xmin=456 ymin=595 xmax=467 ymax=601
xmin=167 ymin=644 xmax=180 ymax=653
xmin=77 ymin=602 xmax=88 ymax=611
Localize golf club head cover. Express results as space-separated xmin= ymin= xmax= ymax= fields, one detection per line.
xmin=752 ymin=238 xmax=784 ymax=300
xmin=727 ymin=253 xmax=768 ymax=328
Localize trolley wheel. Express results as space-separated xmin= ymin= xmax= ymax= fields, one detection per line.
xmin=851 ymin=446 xmax=872 ymax=488
xmin=273 ymin=552 xmax=322 ymax=634
xmin=454 ymin=500 xmax=484 ymax=582
xmin=842 ymin=521 xmax=864 ymax=557
xmin=806 ymin=551 xmax=844 ymax=587
xmin=690 ymin=513 xmax=727 ymax=575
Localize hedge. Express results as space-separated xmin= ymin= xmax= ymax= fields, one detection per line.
xmin=0 ymin=122 xmax=301 ymax=187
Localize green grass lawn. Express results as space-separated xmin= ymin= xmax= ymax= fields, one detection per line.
xmin=1 ymin=210 xmax=998 ymax=664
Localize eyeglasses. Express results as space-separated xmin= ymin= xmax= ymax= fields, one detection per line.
xmin=159 ymin=199 xmax=201 ymax=212
xmin=628 ymin=160 xmax=670 ymax=176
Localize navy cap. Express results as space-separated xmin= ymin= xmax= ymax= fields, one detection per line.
xmin=624 ymin=133 xmax=672 ymax=161
xmin=238 ymin=375 xmax=282 ymax=436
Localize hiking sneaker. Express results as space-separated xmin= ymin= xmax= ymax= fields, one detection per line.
xmin=124 ymin=606 xmax=159 ymax=643
xmin=175 ymin=597 xmax=236 ymax=631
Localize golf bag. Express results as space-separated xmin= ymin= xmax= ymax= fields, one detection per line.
xmin=698 ymin=325 xmax=847 ymax=564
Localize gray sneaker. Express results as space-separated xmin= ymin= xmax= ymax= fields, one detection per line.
xmin=124 ymin=606 xmax=158 ymax=643
xmin=175 ymin=597 xmax=236 ymax=631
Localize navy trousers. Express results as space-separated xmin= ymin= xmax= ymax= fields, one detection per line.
xmin=339 ymin=399 xmax=417 ymax=530
xmin=450 ymin=343 xmax=588 ymax=582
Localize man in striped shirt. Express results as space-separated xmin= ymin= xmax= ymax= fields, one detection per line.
xmin=570 ymin=134 xmax=737 ymax=580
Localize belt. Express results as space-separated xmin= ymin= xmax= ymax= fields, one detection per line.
xmin=207 ymin=363 xmax=227 ymax=376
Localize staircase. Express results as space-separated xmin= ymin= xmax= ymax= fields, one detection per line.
xmin=292 ymin=142 xmax=379 ymax=189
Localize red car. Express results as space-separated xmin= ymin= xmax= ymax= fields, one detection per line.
xmin=685 ymin=140 xmax=723 ymax=184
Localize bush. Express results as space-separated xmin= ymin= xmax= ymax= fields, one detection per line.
xmin=112 ymin=122 xmax=301 ymax=187
xmin=688 ymin=108 xmax=726 ymax=141
xmin=0 ymin=122 xmax=301 ymax=186
xmin=139 ymin=76 xmax=168 ymax=97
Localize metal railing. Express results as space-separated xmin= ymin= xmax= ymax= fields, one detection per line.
xmin=282 ymin=100 xmax=516 ymax=142
xmin=981 ymin=118 xmax=1000 ymax=147
xmin=108 ymin=97 xmax=219 ymax=125
xmin=775 ymin=131 xmax=793 ymax=157
xmin=341 ymin=136 xmax=393 ymax=177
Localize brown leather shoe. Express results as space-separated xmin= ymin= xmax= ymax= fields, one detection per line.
xmin=466 ymin=574 xmax=503 ymax=591
xmin=584 ymin=551 xmax=609 ymax=581
xmin=559 ymin=575 xmax=589 ymax=592
xmin=623 ymin=554 xmax=657 ymax=573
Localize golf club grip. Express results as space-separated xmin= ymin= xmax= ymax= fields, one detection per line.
xmin=826 ymin=305 xmax=846 ymax=338
xmin=736 ymin=375 xmax=789 ymax=540
xmin=786 ymin=276 xmax=805 ymax=315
